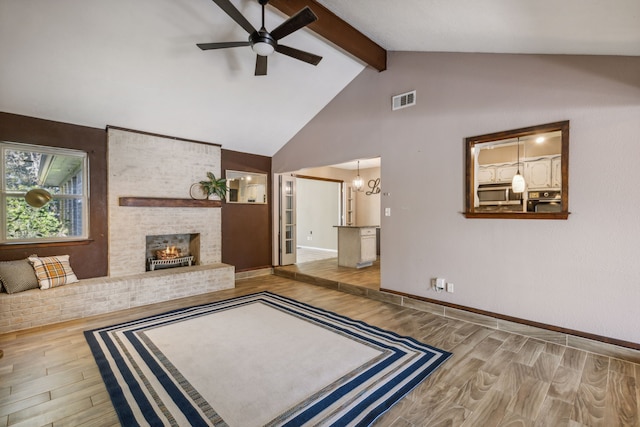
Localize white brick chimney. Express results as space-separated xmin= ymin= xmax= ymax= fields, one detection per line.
xmin=107 ymin=128 xmax=222 ymax=277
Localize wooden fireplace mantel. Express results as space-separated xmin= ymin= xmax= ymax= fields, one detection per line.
xmin=119 ymin=197 xmax=221 ymax=208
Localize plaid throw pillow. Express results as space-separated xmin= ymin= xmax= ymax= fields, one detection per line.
xmin=28 ymin=255 xmax=79 ymax=289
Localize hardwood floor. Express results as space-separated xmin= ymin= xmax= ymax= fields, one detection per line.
xmin=295 ymin=247 xmax=338 ymax=264
xmin=0 ymin=275 xmax=638 ymax=426
xmin=278 ymin=256 xmax=381 ymax=290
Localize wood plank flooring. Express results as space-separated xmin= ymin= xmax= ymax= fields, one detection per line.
xmin=277 ymin=256 xmax=381 ymax=290
xmin=0 ymin=275 xmax=638 ymax=426
xmin=296 ymin=247 xmax=338 ymax=264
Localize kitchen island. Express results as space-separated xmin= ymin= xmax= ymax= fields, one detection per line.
xmin=335 ymin=225 xmax=378 ymax=268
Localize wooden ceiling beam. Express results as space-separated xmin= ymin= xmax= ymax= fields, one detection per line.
xmin=269 ymin=0 xmax=387 ymax=71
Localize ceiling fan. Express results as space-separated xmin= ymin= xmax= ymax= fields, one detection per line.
xmin=197 ymin=0 xmax=322 ymax=76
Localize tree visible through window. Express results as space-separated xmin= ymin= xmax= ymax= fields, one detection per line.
xmin=2 ymin=142 xmax=88 ymax=243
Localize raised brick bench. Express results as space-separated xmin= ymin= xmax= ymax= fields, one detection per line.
xmin=0 ymin=263 xmax=234 ymax=334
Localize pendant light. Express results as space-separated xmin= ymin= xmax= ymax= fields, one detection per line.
xmin=25 ymin=188 xmax=52 ymax=208
xmin=353 ymin=161 xmax=364 ymax=191
xmin=512 ymin=138 xmax=525 ymax=193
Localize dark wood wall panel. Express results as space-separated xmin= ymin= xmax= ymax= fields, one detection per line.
xmin=0 ymin=112 xmax=108 ymax=278
xmin=221 ymin=149 xmax=272 ymax=272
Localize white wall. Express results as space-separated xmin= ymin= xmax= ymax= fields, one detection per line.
xmin=355 ymin=166 xmax=381 ymax=226
xmin=273 ymin=52 xmax=640 ymax=345
xmin=296 ymin=165 xmax=381 ymax=227
xmin=296 ymin=178 xmax=340 ymax=251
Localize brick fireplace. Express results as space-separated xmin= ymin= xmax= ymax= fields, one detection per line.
xmin=107 ymin=127 xmax=223 ymax=278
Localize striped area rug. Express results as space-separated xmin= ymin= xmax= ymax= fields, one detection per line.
xmin=85 ymin=291 xmax=451 ymax=426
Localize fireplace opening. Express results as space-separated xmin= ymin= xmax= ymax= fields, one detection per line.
xmin=145 ymin=233 xmax=200 ymax=271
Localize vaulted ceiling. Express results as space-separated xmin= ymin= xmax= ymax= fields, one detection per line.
xmin=1 ymin=0 xmax=638 ymax=156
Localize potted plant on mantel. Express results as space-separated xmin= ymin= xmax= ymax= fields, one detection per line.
xmin=199 ymin=172 xmax=228 ymax=201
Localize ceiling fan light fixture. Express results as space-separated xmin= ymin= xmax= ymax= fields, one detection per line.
xmin=252 ymin=41 xmax=275 ymax=56
xmin=250 ymin=29 xmax=276 ymax=56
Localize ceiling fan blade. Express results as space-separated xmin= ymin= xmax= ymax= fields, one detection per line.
xmin=197 ymin=41 xmax=251 ymax=50
xmin=275 ymin=44 xmax=322 ymax=66
xmin=211 ymin=0 xmax=257 ymax=34
xmin=255 ymin=55 xmax=268 ymax=76
xmin=270 ymin=6 xmax=317 ymax=41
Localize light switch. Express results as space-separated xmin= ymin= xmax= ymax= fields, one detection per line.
xmin=385 ymin=207 xmax=391 ymax=216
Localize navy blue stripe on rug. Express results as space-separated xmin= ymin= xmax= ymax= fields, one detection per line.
xmin=344 ymin=351 xmax=451 ymax=426
xmin=84 ymin=329 xmax=161 ymax=426
xmin=83 ymin=330 xmax=141 ymax=427
xmin=123 ymin=329 xmax=211 ymax=426
xmin=281 ymin=350 xmax=404 ymax=426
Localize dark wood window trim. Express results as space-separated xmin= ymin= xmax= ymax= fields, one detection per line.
xmin=463 ymin=212 xmax=570 ymax=220
xmin=293 ymin=173 xmax=344 ymax=183
xmin=464 ymin=120 xmax=570 ymax=220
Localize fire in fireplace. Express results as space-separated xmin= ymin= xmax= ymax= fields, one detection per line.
xmin=145 ymin=234 xmax=200 ymax=271
xmin=157 ymin=245 xmax=182 ymax=259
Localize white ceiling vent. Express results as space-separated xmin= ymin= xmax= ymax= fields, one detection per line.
xmin=391 ymin=90 xmax=416 ymax=111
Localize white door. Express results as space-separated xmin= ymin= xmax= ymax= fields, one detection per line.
xmin=279 ymin=175 xmax=296 ymax=265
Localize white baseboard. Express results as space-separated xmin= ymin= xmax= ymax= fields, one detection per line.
xmin=297 ymin=246 xmax=337 ymax=252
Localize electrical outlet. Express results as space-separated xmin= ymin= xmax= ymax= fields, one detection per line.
xmin=446 ymin=282 xmax=454 ymax=293
xmin=434 ymin=277 xmax=445 ymax=291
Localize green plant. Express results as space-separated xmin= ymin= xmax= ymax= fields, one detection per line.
xmin=199 ymin=172 xmax=227 ymax=200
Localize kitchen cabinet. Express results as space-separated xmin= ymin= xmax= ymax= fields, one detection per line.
xmin=335 ymin=226 xmax=377 ymax=268
xmin=495 ymin=163 xmax=520 ymax=183
xmin=524 ymin=157 xmax=564 ymax=189
xmin=480 ymin=156 xmax=560 ymax=189
xmin=551 ymin=156 xmax=561 ymax=188
xmin=524 ymin=159 xmax=552 ymax=189
xmin=477 ymin=166 xmax=496 ymax=184
xmin=479 ymin=163 xmax=523 ymax=184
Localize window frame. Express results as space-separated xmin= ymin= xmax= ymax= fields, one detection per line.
xmin=1 ymin=141 xmax=90 ymax=244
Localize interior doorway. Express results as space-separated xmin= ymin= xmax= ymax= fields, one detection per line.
xmin=276 ymin=158 xmax=382 ymax=289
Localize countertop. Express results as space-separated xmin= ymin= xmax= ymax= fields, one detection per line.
xmin=334 ymin=225 xmax=380 ymax=228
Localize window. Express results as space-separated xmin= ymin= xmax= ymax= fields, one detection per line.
xmin=1 ymin=142 xmax=89 ymax=243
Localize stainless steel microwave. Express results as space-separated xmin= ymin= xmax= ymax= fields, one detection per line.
xmin=477 ymin=184 xmax=522 ymax=206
